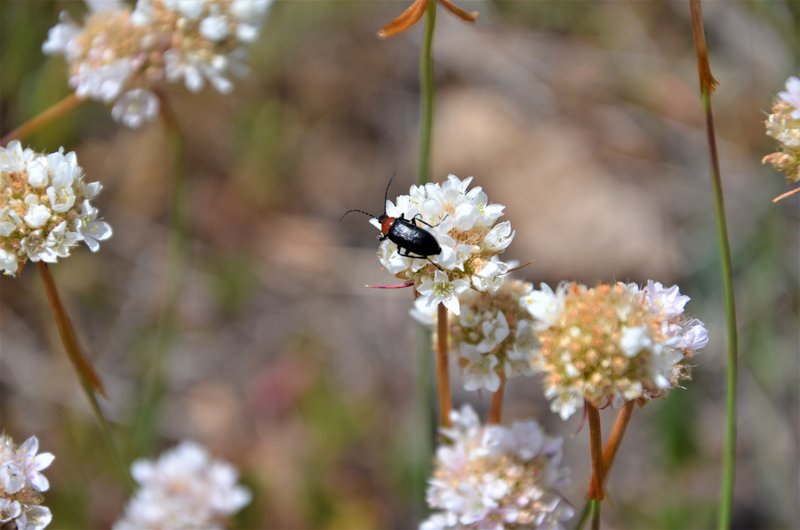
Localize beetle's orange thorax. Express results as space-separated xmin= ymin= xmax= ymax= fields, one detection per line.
xmin=380 ymin=216 xmax=395 ymax=235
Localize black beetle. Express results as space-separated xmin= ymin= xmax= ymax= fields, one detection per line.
xmin=340 ymin=177 xmax=443 ymax=265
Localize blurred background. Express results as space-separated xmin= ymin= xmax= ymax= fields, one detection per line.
xmin=1 ymin=1 xmax=798 ymax=528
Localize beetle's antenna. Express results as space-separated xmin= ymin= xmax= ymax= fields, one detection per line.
xmin=383 ymin=173 xmax=396 ymax=212
xmin=339 ymin=209 xmax=376 ymax=221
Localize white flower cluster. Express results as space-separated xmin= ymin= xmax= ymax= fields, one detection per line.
xmin=522 ymin=280 xmax=709 ymax=420
xmin=114 ymin=441 xmax=251 ymax=530
xmin=763 ymin=76 xmax=800 ymax=184
xmin=0 ymin=141 xmax=112 ymax=276
xmin=421 ymin=406 xmax=573 ymax=530
xmin=0 ymin=434 xmax=54 ymax=530
xmin=413 ymin=278 xmax=536 ymax=392
xmin=373 ymin=175 xmax=514 ymax=315
xmin=43 ymin=0 xmax=274 ymax=128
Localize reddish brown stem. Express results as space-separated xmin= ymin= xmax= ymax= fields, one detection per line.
xmin=587 ymin=403 xmax=604 ymax=501
xmin=488 ymin=373 xmax=506 ymax=424
xmin=0 ymin=94 xmax=83 ymax=146
xmin=772 ymin=186 xmax=800 ymax=203
xmin=588 ymin=401 xmax=634 ymax=498
xmin=37 ymin=262 xmax=106 ymax=397
xmin=436 ymin=303 xmax=452 ymax=427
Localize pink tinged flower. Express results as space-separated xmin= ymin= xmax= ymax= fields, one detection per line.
xmin=111 ymin=89 xmax=160 ymax=128
xmin=200 ymin=15 xmax=230 ymax=42
xmin=778 ymin=76 xmax=800 ymax=119
xmin=17 ymin=505 xmax=53 ymax=530
xmin=41 ymin=12 xmax=80 ymax=55
xmin=645 ymin=280 xmax=690 ymax=318
xmin=15 ymin=436 xmax=55 ymax=492
xmin=0 ymin=461 xmax=25 ymax=494
xmin=461 ymin=346 xmax=501 ymax=392
xmin=678 ymin=320 xmax=709 ymax=350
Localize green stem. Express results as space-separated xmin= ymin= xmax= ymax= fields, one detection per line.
xmin=573 ymin=501 xmax=591 ymax=530
xmin=689 ymin=3 xmax=739 ymax=527
xmin=130 ymin=93 xmax=189 ymax=457
xmin=418 ymin=0 xmax=437 ymax=185
xmin=589 ymin=499 xmax=601 ymax=530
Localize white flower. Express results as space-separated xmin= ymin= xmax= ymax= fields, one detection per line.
xmin=368 ymin=175 xmax=515 ymax=312
xmin=75 ymin=200 xmax=113 ymax=252
xmin=1 ymin=142 xmax=111 ymax=275
xmin=414 ymin=278 xmax=539 ymax=393
xmin=111 ymin=89 xmax=160 ymax=128
xmin=422 ymin=405 xmax=574 ymax=530
xmin=44 ymin=0 xmax=273 ymax=128
xmin=0 ymin=434 xmax=53 ymax=530
xmin=417 ymin=269 xmax=470 ymax=316
xmin=521 ymin=282 xmax=566 ymax=331
xmin=644 ymin=280 xmax=690 ymax=318
xmin=522 ymin=281 xmax=708 ymax=419
xmin=114 ymin=440 xmax=251 ymax=530
xmin=778 ymin=76 xmax=800 ymax=119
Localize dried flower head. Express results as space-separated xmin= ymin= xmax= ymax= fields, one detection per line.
xmin=114 ymin=441 xmax=251 ymax=530
xmin=521 ymin=281 xmax=708 ymax=420
xmin=43 ymin=0 xmax=274 ymax=127
xmin=0 ymin=434 xmax=54 ymax=530
xmin=372 ymin=175 xmax=514 ymax=316
xmin=378 ymin=0 xmax=478 ymax=39
xmin=763 ymin=76 xmax=800 ymax=197
xmin=0 ymin=141 xmax=112 ymax=276
xmin=413 ymin=277 xmax=537 ymax=392
xmin=421 ymin=405 xmax=573 ymax=530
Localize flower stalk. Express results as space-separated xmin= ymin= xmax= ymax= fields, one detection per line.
xmin=0 ymin=93 xmax=84 ymax=146
xmin=488 ymin=373 xmax=506 ymax=424
xmin=436 ymin=302 xmax=452 ymax=427
xmin=418 ymin=0 xmax=437 ymax=185
xmin=588 ymin=401 xmax=634 ymax=498
xmin=37 ymin=262 xmax=130 ymax=489
xmin=689 ymin=2 xmax=739 ymax=527
xmin=586 ymin=403 xmax=604 ymax=529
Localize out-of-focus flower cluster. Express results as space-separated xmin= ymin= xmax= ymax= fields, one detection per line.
xmin=522 ymin=280 xmax=708 ymax=420
xmin=114 ymin=440 xmax=251 ymax=530
xmin=763 ymin=76 xmax=800 ymax=184
xmin=0 ymin=141 xmax=112 ymax=276
xmin=372 ymin=175 xmax=514 ymax=315
xmin=0 ymin=434 xmax=54 ymax=530
xmin=43 ymin=0 xmax=274 ymax=127
xmin=413 ymin=277 xmax=536 ymax=392
xmin=421 ymin=406 xmax=573 ymax=530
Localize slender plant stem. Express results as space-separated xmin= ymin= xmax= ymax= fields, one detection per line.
xmin=436 ymin=302 xmax=452 ymax=427
xmin=130 ymin=93 xmax=189 ymax=456
xmin=573 ymin=501 xmax=591 ymax=530
xmin=689 ymin=3 xmax=739 ymax=527
xmin=37 ymin=262 xmax=105 ymax=396
xmin=488 ymin=373 xmax=506 ymax=424
xmin=589 ymin=499 xmax=601 ymax=530
xmin=418 ymin=0 xmax=437 ymax=185
xmin=588 ymin=401 xmax=634 ymax=497
xmin=37 ymin=263 xmax=130 ymax=489
xmin=586 ymin=403 xmax=604 ymax=529
xmin=0 ymin=94 xmax=83 ymax=146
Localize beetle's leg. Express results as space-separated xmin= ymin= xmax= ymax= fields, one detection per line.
xmin=378 ymin=234 xmax=389 ymax=241
xmin=397 ymin=247 xmax=443 ymax=271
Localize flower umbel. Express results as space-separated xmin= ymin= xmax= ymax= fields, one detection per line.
xmin=522 ymin=281 xmax=708 ymax=420
xmin=421 ymin=405 xmax=574 ymax=530
xmin=114 ymin=441 xmax=251 ymax=530
xmin=763 ymin=76 xmax=800 ymax=200
xmin=413 ymin=277 xmax=538 ymax=392
xmin=0 ymin=434 xmax=54 ymax=530
xmin=0 ymin=141 xmax=112 ymax=276
xmin=378 ymin=0 xmax=478 ymax=39
xmin=371 ymin=175 xmax=514 ymax=315
xmin=43 ymin=0 xmax=274 ymax=127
